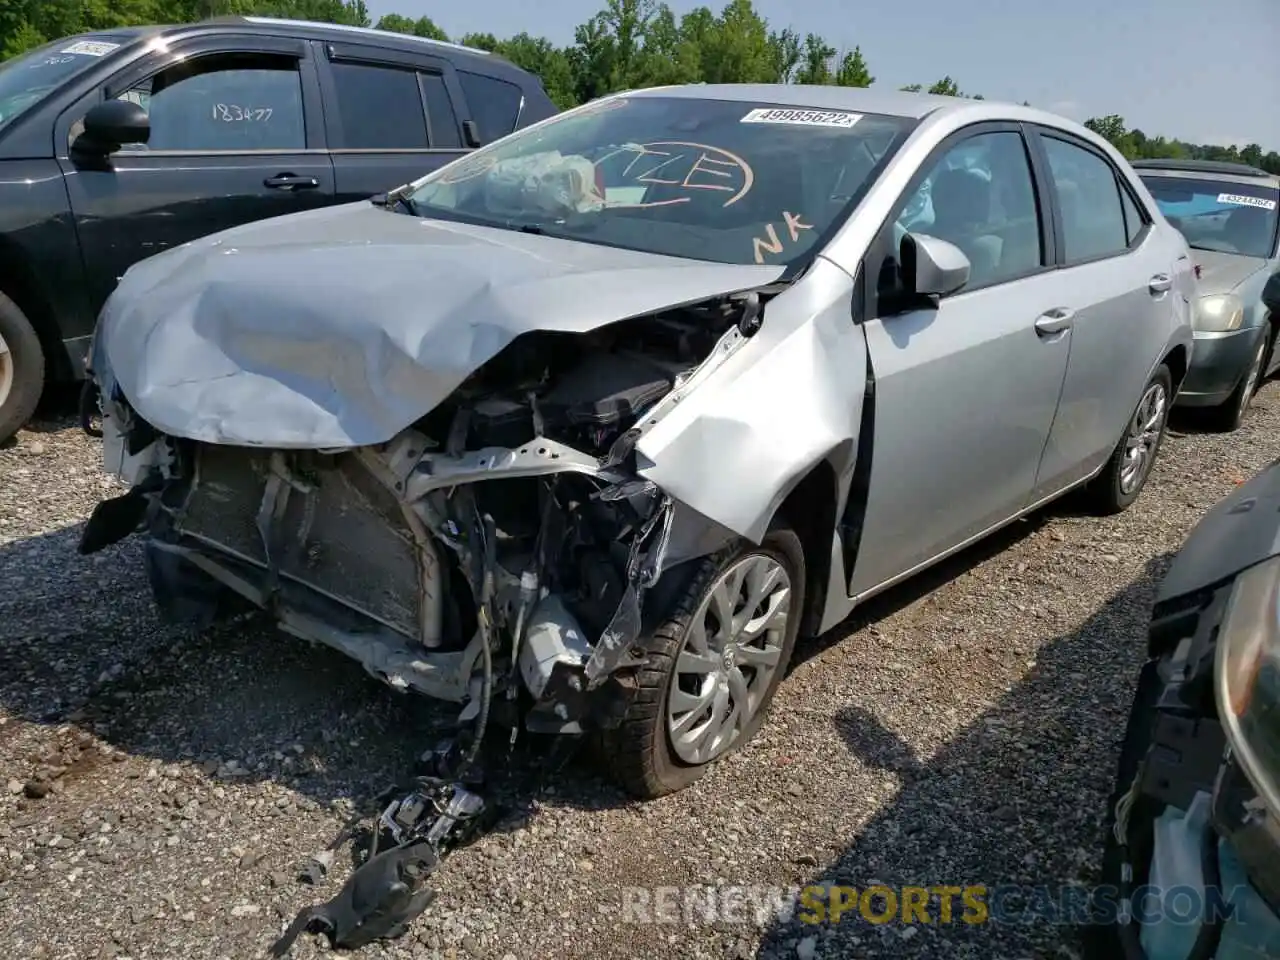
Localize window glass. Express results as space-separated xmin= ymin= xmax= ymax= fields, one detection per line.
xmin=330 ymin=62 xmax=427 ymax=149
xmin=421 ymin=72 xmax=460 ymax=148
xmin=894 ymin=131 xmax=1043 ymax=288
xmin=1042 ymin=137 xmax=1129 ymax=261
xmin=458 ymin=71 xmax=522 ymax=144
xmin=1140 ymin=174 xmax=1278 ymax=259
xmin=0 ymin=35 xmax=126 ymax=133
xmin=118 ymin=55 xmax=305 ymax=152
xmin=407 ymin=97 xmax=914 ymax=267
xmin=1120 ymin=184 xmax=1145 ymax=245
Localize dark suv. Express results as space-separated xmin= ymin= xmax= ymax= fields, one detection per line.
xmin=0 ymin=16 xmax=558 ymax=443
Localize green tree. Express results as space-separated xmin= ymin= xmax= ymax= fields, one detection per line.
xmin=376 ymin=13 xmax=448 ymax=41
xmin=833 ymin=46 xmax=872 ymax=87
xmin=794 ymin=33 xmax=835 ymax=85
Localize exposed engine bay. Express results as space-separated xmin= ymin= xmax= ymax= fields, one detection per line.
xmin=82 ymin=288 xmax=769 ymax=737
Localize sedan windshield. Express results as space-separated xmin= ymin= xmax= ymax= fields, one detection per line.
xmin=0 ymin=35 xmax=127 ymax=132
xmin=407 ymin=96 xmax=914 ymax=267
xmin=1141 ymin=174 xmax=1279 ymax=260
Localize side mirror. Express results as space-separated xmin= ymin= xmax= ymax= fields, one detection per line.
xmin=900 ymin=232 xmax=970 ymax=298
xmin=75 ymin=99 xmax=150 ymax=155
xmin=462 ymin=119 xmax=484 ymax=149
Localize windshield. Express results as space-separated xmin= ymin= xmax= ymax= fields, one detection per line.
xmin=407 ymin=96 xmax=914 ymax=267
xmin=1141 ymin=174 xmax=1279 ymax=259
xmin=0 ymin=36 xmax=127 ymax=133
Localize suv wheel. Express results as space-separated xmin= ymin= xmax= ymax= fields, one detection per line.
xmin=0 ymin=291 xmax=45 ymax=445
xmin=603 ymin=525 xmax=805 ymax=799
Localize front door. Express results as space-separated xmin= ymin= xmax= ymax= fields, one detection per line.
xmin=315 ymin=41 xmax=469 ymax=202
xmin=849 ymin=126 xmax=1074 ymax=596
xmin=56 ymin=36 xmax=335 ymax=316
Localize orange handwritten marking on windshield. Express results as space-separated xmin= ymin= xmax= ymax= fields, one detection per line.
xmin=436 ymin=155 xmax=498 ymax=185
xmin=598 ymin=141 xmax=755 ymax=208
xmin=752 ymin=211 xmax=814 ymax=263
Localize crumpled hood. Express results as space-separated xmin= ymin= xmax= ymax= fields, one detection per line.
xmin=1192 ymin=250 xmax=1267 ymax=297
xmin=95 ymin=201 xmax=784 ymax=448
xmin=1156 ymin=456 xmax=1280 ymax=604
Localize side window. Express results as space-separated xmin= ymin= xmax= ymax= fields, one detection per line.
xmin=457 ymin=71 xmax=522 ymax=144
xmin=1041 ymin=137 xmax=1129 ymax=261
xmin=329 ymin=62 xmax=428 ymax=149
xmin=1120 ymin=183 xmax=1146 ymax=246
xmin=115 ymin=53 xmax=305 ymax=152
xmin=421 ymin=72 xmax=461 ymax=149
xmin=891 ymin=130 xmax=1043 ymax=290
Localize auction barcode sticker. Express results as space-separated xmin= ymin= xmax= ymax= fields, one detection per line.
xmin=60 ymin=40 xmax=120 ymax=57
xmin=1217 ymin=192 xmax=1277 ymax=211
xmin=741 ymin=108 xmax=862 ymax=128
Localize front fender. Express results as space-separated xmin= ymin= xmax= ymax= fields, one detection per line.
xmin=635 ymin=258 xmax=866 ymax=545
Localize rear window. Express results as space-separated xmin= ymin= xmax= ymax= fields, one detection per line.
xmin=1141 ymin=174 xmax=1279 ymax=259
xmin=458 ymin=71 xmax=523 ymax=143
xmin=408 ymin=96 xmax=915 ymax=267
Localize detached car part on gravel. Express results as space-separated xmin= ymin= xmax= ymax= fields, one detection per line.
xmin=81 ymin=85 xmax=1193 ymax=799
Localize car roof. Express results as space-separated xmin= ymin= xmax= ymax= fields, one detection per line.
xmin=1131 ymin=158 xmax=1272 ymax=178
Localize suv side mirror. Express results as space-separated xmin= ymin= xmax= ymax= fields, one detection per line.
xmin=900 ymin=232 xmax=970 ymax=298
xmin=75 ymin=99 xmax=150 ymax=156
xmin=462 ymin=119 xmax=484 ymax=149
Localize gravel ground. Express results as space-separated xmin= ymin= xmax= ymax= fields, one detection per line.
xmin=0 ymin=379 xmax=1277 ymax=960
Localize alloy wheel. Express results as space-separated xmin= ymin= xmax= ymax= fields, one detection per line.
xmin=666 ymin=553 xmax=792 ymax=765
xmin=1235 ymin=335 xmax=1267 ymax=424
xmin=1119 ymin=381 xmax=1168 ymax=495
xmin=0 ymin=329 xmax=12 ymax=413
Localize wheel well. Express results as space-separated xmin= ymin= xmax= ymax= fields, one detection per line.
xmin=1163 ymin=344 xmax=1188 ymax=394
xmin=777 ymin=460 xmax=838 ymax=638
xmin=0 ymin=238 xmax=70 ymax=383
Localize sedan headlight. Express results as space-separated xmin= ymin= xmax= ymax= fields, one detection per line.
xmin=1215 ymin=555 xmax=1280 ymax=814
xmin=1195 ymin=293 xmax=1246 ymax=333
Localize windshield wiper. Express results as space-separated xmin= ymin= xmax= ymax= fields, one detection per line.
xmin=371 ymin=181 xmax=418 ymax=214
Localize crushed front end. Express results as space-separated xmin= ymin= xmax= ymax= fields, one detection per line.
xmin=81 ymin=294 xmax=764 ymax=739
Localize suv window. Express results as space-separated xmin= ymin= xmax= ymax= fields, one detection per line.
xmin=115 ymin=53 xmax=305 ymax=152
xmin=458 ymin=71 xmax=522 ymax=144
xmin=894 ymin=131 xmax=1043 ymax=289
xmin=421 ymin=72 xmax=461 ymax=149
xmin=1041 ymin=136 xmax=1129 ymax=261
xmin=330 ymin=62 xmax=428 ymax=149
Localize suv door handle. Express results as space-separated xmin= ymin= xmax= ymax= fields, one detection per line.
xmin=1034 ymin=308 xmax=1075 ymax=337
xmin=264 ymin=173 xmax=319 ymax=191
xmin=1149 ymin=274 xmax=1172 ymax=294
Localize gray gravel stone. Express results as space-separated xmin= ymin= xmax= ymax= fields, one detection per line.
xmin=1 ymin=386 xmax=1277 ymax=959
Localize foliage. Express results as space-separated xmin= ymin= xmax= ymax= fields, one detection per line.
xmin=0 ymin=0 xmax=1273 ymax=167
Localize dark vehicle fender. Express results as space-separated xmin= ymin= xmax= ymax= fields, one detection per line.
xmin=0 ymin=160 xmax=93 ymax=381
xmin=1150 ymin=456 xmax=1280 ymax=655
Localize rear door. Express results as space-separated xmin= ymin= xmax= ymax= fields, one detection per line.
xmin=315 ymin=41 xmax=468 ymax=201
xmin=56 ymin=33 xmax=335 ymax=316
xmin=849 ymin=124 xmax=1075 ymax=596
xmin=1026 ymin=127 xmax=1179 ymax=498
xmin=454 ymin=69 xmax=526 ymax=145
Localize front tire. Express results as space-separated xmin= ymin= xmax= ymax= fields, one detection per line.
xmin=0 ymin=290 xmax=45 ymax=445
xmin=1084 ymin=364 xmax=1172 ymax=515
xmin=1207 ymin=327 xmax=1269 ymax=433
xmin=603 ymin=526 xmax=805 ymax=799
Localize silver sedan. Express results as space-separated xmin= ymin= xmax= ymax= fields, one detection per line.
xmin=82 ymin=85 xmax=1194 ymax=798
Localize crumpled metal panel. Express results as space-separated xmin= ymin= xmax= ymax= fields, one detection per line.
xmin=93 ymin=201 xmax=785 ymax=450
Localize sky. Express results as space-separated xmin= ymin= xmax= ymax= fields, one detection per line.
xmin=365 ymin=0 xmax=1280 ymax=151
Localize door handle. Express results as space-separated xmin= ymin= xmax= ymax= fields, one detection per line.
xmin=1148 ymin=274 xmax=1172 ymax=294
xmin=1034 ymin=308 xmax=1075 ymax=337
xmin=264 ymin=173 xmax=319 ymax=191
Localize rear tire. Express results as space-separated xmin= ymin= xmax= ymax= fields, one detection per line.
xmin=0 ymin=290 xmax=45 ymax=445
xmin=1206 ymin=327 xmax=1268 ymax=433
xmin=603 ymin=526 xmax=805 ymax=799
xmin=1084 ymin=364 xmax=1172 ymax=515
